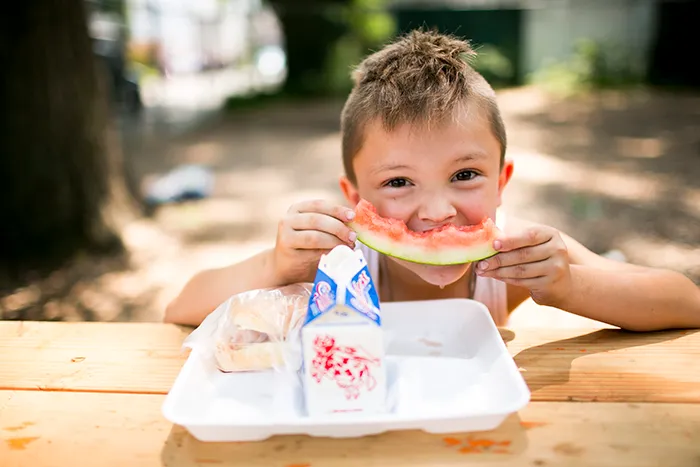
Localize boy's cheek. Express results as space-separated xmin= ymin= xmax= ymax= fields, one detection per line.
xmin=372 ymin=199 xmax=415 ymax=224
xmin=453 ymin=192 xmax=499 ymax=225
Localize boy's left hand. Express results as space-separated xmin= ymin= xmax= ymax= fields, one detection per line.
xmin=476 ymin=224 xmax=572 ymax=306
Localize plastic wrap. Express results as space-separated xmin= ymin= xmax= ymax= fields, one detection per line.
xmin=183 ymin=283 xmax=313 ymax=373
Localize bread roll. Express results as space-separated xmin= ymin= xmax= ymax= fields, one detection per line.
xmin=213 ymin=283 xmax=311 ymax=372
xmin=215 ymin=340 xmax=284 ymax=372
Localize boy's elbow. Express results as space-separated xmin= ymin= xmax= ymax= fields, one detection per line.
xmin=163 ymin=297 xmax=207 ymax=327
xmin=163 ymin=302 xmax=176 ymax=324
xmin=163 ymin=299 xmax=184 ymax=324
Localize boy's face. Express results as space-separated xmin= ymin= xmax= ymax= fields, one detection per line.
xmin=339 ymin=106 xmax=514 ymax=287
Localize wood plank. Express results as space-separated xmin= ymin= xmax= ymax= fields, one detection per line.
xmin=1 ymin=322 xmax=699 ymax=403
xmin=503 ymin=327 xmax=700 ymax=403
xmin=1 ymin=391 xmax=699 ymax=467
xmin=0 ymin=321 xmax=191 ymax=394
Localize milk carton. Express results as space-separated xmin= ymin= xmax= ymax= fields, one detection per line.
xmin=301 ymin=245 xmax=387 ymax=416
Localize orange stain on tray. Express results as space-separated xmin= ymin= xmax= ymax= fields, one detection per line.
xmin=6 ymin=437 xmax=40 ymax=450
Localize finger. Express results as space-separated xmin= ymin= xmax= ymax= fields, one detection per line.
xmin=289 ymin=212 xmax=357 ymax=244
xmin=283 ymin=229 xmax=348 ymax=251
xmin=478 ymin=259 xmax=549 ymax=280
xmin=290 ymin=199 xmax=356 ymax=223
xmin=477 ymin=243 xmax=552 ymax=271
xmin=494 ymin=226 xmax=553 ymax=253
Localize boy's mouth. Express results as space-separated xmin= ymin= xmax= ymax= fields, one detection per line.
xmin=410 ymin=222 xmax=478 ymax=234
xmin=410 ymin=223 xmax=458 ymax=233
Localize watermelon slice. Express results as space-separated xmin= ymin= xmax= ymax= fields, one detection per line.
xmin=347 ymin=199 xmax=500 ymax=265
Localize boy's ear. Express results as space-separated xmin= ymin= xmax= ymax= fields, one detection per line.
xmin=339 ymin=175 xmax=361 ymax=206
xmin=497 ymin=158 xmax=515 ymax=206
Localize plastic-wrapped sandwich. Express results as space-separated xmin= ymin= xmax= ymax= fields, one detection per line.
xmin=185 ymin=283 xmax=313 ymax=373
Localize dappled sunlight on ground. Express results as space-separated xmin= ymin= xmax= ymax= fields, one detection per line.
xmin=615 ymin=136 xmax=665 ymax=159
xmin=1 ymin=88 xmax=698 ymax=324
xmin=500 ymin=87 xmax=700 ymax=265
xmin=507 ymin=148 xmax=669 ymax=203
xmin=620 ymin=236 xmax=700 ymax=279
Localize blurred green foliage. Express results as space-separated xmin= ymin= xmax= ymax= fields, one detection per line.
xmin=528 ymin=39 xmax=645 ymax=97
xmin=324 ymin=0 xmax=397 ymax=95
xmin=348 ymin=0 xmax=396 ymax=46
xmin=470 ymin=44 xmax=514 ymax=88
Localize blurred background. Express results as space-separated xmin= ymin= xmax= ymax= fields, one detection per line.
xmin=1 ymin=0 xmax=698 ymax=325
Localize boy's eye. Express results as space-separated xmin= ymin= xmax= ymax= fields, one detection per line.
xmin=385 ymin=178 xmax=410 ymax=188
xmin=453 ymin=170 xmax=478 ymax=182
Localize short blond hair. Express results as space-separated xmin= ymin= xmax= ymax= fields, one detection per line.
xmin=340 ymin=29 xmax=507 ymax=183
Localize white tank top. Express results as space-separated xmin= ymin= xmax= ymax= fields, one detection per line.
xmin=354 ymin=211 xmax=509 ymax=327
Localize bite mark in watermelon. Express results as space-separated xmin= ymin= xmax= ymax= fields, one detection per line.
xmin=347 ymin=199 xmax=500 ymax=266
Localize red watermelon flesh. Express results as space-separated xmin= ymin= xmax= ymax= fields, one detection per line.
xmin=348 ymin=199 xmax=500 ymax=265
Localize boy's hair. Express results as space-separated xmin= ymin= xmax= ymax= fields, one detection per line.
xmin=341 ymin=29 xmax=507 ymax=184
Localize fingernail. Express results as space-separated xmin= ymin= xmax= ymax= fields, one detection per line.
xmin=493 ymin=240 xmax=502 ymax=251
xmin=346 ymin=210 xmax=356 ymax=220
xmin=478 ymin=261 xmax=488 ymax=270
xmin=349 ymin=231 xmax=357 ymax=242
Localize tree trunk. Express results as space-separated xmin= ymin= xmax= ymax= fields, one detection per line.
xmin=0 ymin=0 xmax=134 ymax=276
xmin=271 ymin=1 xmax=349 ymax=96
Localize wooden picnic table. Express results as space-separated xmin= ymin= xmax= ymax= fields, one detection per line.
xmin=0 ymin=320 xmax=698 ymax=466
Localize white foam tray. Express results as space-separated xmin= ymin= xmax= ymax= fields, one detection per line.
xmin=162 ymin=298 xmax=530 ymax=442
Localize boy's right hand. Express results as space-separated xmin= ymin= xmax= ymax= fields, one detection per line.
xmin=272 ymin=199 xmax=357 ymax=284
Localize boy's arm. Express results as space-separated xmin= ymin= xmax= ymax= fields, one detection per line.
xmin=163 ymin=248 xmax=279 ymax=326
xmin=557 ymin=263 xmax=700 ymax=331
xmin=163 ymin=199 xmax=357 ymax=326
xmin=503 ymin=217 xmax=700 ymax=331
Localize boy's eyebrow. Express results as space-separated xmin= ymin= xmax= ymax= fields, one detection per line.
xmin=370 ymin=163 xmax=411 ymax=174
xmin=453 ymin=152 xmax=487 ymax=163
xmin=371 ymin=153 xmax=487 ymax=174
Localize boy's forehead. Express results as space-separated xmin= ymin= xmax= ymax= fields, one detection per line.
xmin=366 ymin=101 xmax=488 ymax=136
xmin=359 ymin=107 xmax=496 ymax=154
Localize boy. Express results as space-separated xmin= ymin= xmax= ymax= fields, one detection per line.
xmin=164 ymin=30 xmax=700 ymax=331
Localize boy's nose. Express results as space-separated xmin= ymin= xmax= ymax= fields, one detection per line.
xmin=417 ymin=198 xmax=457 ymax=226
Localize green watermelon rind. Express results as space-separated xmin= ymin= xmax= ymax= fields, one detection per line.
xmin=351 ymin=223 xmax=498 ymax=266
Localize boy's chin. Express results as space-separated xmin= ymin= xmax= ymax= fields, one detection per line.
xmin=396 ymin=259 xmax=472 ymax=288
